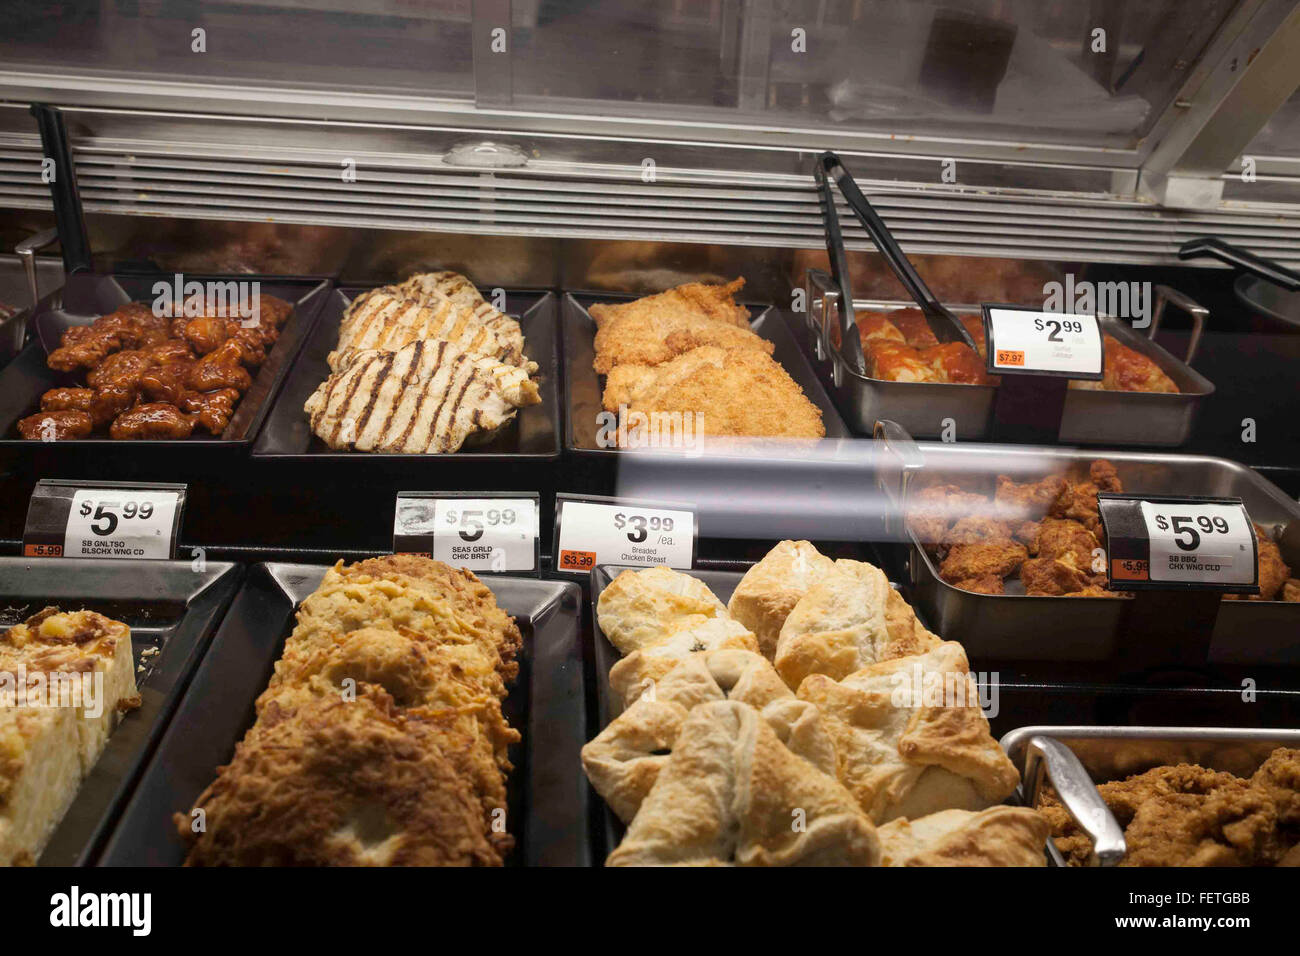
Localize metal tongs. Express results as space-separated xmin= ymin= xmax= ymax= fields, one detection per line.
xmin=814 ymin=152 xmax=979 ymax=369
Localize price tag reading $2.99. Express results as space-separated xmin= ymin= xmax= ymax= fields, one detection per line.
xmin=1138 ymin=500 xmax=1255 ymax=586
xmin=432 ymin=498 xmax=538 ymax=572
xmin=557 ymin=501 xmax=694 ymax=572
xmin=987 ymin=308 xmax=1102 ymax=376
xmin=64 ymin=489 xmax=181 ymax=560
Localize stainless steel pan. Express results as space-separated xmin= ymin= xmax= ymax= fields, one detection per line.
xmin=804 ymin=268 xmax=1214 ymax=446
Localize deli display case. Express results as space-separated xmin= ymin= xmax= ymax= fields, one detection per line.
xmin=2 ymin=0 xmax=1300 ymax=898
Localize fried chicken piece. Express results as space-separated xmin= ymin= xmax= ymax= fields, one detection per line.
xmin=89 ymin=384 xmax=139 ymax=428
xmin=1042 ymin=762 xmax=1288 ymax=867
xmin=1251 ymin=749 xmax=1300 ymax=825
xmin=179 ymin=315 xmax=241 ymax=355
xmin=1037 ymin=518 xmax=1101 ymax=569
xmin=1014 ymin=520 xmax=1042 ymax=551
xmin=588 ymin=278 xmax=750 ymax=330
xmin=17 ymin=409 xmax=93 ymax=440
xmin=1068 ymin=337 xmax=1179 ymax=393
xmin=85 ymin=349 xmax=155 ymax=391
xmin=941 ymin=516 xmax=1014 ymax=547
xmin=1020 ymin=556 xmax=1093 ymax=596
xmin=109 ymin=402 xmax=196 ymax=440
xmin=907 ymin=484 xmax=990 ymax=546
xmin=139 ymin=360 xmax=198 ymax=405
xmin=1045 ymin=462 xmax=1121 ymax=535
xmin=187 ymin=339 xmax=252 ymax=392
xmin=995 ymin=473 xmax=1068 ymax=522
xmin=142 ymin=339 xmax=194 ymax=365
xmin=181 ymin=388 xmax=242 ymax=435
xmin=601 ymin=346 xmax=825 ymax=439
xmin=39 ymin=387 xmax=93 ymax=412
xmin=939 ymin=540 xmax=1028 ymax=583
xmin=948 ymin=574 xmax=1005 ymax=595
xmin=592 ymin=308 xmax=773 ymax=374
xmin=1284 ymin=579 xmax=1300 ymax=603
xmin=1253 ymin=525 xmax=1291 ymax=602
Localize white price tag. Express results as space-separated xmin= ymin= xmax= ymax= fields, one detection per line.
xmin=394 ymin=496 xmax=538 ymax=572
xmin=63 ymin=489 xmax=181 ymax=560
xmin=557 ymin=501 xmax=694 ymax=572
xmin=433 ymin=498 xmax=537 ymax=571
xmin=987 ymin=308 xmax=1103 ymax=377
xmin=1139 ymin=500 xmax=1255 ymax=586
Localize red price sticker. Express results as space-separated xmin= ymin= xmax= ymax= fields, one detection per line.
xmin=558 ymin=549 xmax=597 ymax=571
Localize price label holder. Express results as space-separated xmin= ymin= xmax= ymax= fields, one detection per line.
xmin=1098 ymin=493 xmax=1258 ymax=673
xmin=23 ymin=479 xmax=186 ymax=560
xmin=982 ymin=305 xmax=1104 ymax=444
xmin=393 ymin=491 xmax=539 ymax=575
xmin=553 ymin=493 xmax=697 ymax=576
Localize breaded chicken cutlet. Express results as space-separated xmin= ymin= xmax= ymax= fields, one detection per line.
xmin=1041 ymin=748 xmax=1300 ymax=867
xmin=592 ymin=309 xmax=773 ymax=374
xmin=588 ymin=278 xmax=751 ymax=331
xmin=602 ymin=346 xmax=826 ymax=440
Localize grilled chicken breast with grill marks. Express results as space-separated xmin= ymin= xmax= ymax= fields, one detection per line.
xmin=330 ymin=290 xmax=525 ymax=371
xmin=304 ymin=340 xmax=540 ymax=453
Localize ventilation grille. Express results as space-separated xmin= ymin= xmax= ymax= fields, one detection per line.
xmin=4 ymin=131 xmax=1300 ymax=266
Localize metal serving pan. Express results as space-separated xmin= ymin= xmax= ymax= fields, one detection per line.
xmin=876 ymin=431 xmax=1300 ymax=664
xmin=0 ymin=556 xmax=241 ymax=866
xmin=802 ymin=270 xmax=1214 ymax=446
xmin=1001 ymin=725 xmax=1300 ymax=866
xmin=99 ymin=562 xmax=589 ymax=867
xmin=252 ymin=288 xmax=560 ymax=460
xmin=562 ymin=292 xmax=850 ymax=455
xmin=0 ymin=273 xmax=329 ymax=450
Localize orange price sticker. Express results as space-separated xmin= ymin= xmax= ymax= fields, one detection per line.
xmin=23 ymin=543 xmax=62 ymax=558
xmin=558 ymin=549 xmax=597 ymax=571
xmin=996 ymin=349 xmax=1026 ymax=367
xmin=1111 ymin=558 xmax=1149 ymax=582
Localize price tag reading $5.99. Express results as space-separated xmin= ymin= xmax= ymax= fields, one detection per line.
xmin=986 ymin=307 xmax=1103 ymax=377
xmin=64 ymin=489 xmax=182 ymax=560
xmin=432 ymin=498 xmax=538 ymax=572
xmin=1138 ymin=500 xmax=1256 ymax=586
xmin=556 ymin=501 xmax=694 ymax=572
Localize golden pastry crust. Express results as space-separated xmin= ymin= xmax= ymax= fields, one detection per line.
xmin=581 ymin=699 xmax=689 ymax=823
xmin=596 ymin=567 xmax=728 ymax=655
xmin=606 ymin=701 xmax=879 ymax=867
xmin=877 ymin=806 xmax=1049 ymax=866
xmin=607 ymin=618 xmax=760 ymax=706
xmin=775 ymin=559 xmax=937 ymax=690
xmin=727 ymin=540 xmax=839 ymax=660
xmin=797 ymin=642 xmax=1019 ymax=823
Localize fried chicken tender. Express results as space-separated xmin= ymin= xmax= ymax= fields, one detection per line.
xmin=588 ymin=278 xmax=751 ymax=330
xmin=39 ymin=387 xmax=93 ymax=413
xmin=939 ymin=540 xmax=1028 ymax=583
xmin=601 ymin=346 xmax=826 ymax=439
xmin=995 ymin=473 xmax=1068 ymax=522
xmin=1042 ymin=756 xmax=1300 ymax=867
xmin=1036 ymin=518 xmax=1100 ymax=568
xmin=17 ymin=409 xmax=93 ymax=440
xmin=1047 ymin=460 xmax=1123 ymax=535
xmin=592 ymin=309 xmax=773 ymax=374
xmin=907 ymin=484 xmax=989 ymax=546
xmin=1020 ymin=556 xmax=1094 ymax=596
xmin=109 ymin=402 xmax=196 ymax=439
xmin=948 ymin=575 xmax=1005 ymax=595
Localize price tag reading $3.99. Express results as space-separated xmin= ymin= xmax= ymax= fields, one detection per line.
xmin=432 ymin=498 xmax=538 ymax=572
xmin=64 ymin=489 xmax=182 ymax=560
xmin=986 ymin=308 xmax=1103 ymax=377
xmin=556 ymin=501 xmax=694 ymax=572
xmin=1138 ymin=500 xmax=1256 ymax=586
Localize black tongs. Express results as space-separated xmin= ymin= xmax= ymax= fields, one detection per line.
xmin=815 ymin=151 xmax=978 ymax=359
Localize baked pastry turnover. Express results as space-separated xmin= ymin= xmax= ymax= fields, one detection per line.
xmin=727 ymin=540 xmax=838 ymax=659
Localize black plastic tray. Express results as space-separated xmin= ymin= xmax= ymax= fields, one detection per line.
xmin=0 ymin=556 xmax=242 ymax=866
xmin=252 ymin=288 xmax=561 ymax=460
xmin=0 ymin=273 xmax=330 ymax=449
xmin=562 ymin=292 xmax=850 ymax=455
xmin=99 ymin=562 xmax=589 ymax=867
